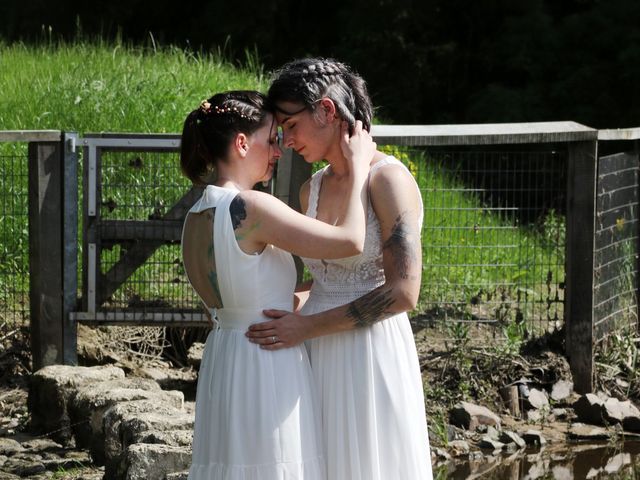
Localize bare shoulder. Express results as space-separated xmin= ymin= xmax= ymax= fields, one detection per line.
xmin=299 ymin=178 xmax=312 ymax=213
xmin=369 ymin=160 xmax=418 ymax=199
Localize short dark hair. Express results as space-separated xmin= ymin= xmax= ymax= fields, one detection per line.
xmin=180 ymin=91 xmax=268 ymax=184
xmin=267 ymin=58 xmax=373 ymax=131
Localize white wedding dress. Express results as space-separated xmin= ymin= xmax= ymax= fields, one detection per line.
xmin=301 ymin=157 xmax=433 ymax=480
xmin=185 ymin=185 xmax=325 ymax=480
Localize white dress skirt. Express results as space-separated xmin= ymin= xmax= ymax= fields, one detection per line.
xmin=301 ymin=157 xmax=433 ymax=480
xmin=185 ymin=185 xmax=325 ymax=480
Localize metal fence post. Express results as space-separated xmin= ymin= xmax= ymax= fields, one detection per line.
xmin=565 ymin=140 xmax=598 ymax=393
xmin=28 ymin=132 xmax=78 ymax=369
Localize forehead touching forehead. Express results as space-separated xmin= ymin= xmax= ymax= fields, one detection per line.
xmin=274 ymin=101 xmax=308 ymax=124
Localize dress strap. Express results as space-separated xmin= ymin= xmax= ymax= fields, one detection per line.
xmin=306 ymin=167 xmax=327 ymax=219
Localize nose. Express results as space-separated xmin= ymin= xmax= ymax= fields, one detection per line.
xmin=273 ymin=143 xmax=282 ymax=159
xmin=282 ymin=130 xmax=294 ymax=148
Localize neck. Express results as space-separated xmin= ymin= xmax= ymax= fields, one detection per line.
xmin=215 ymin=164 xmax=256 ymax=191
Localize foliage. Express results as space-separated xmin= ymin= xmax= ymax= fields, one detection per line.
xmin=1 ymin=1 xmax=638 ymax=128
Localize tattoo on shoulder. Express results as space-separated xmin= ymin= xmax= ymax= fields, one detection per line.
xmin=383 ymin=212 xmax=419 ymax=280
xmin=229 ymin=195 xmax=247 ymax=230
xmin=347 ymin=288 xmax=395 ymax=327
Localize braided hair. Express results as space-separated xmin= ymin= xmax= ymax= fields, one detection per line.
xmin=180 ymin=91 xmax=268 ymax=184
xmin=267 ymin=58 xmax=373 ymax=132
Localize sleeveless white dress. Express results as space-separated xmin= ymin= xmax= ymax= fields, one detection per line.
xmin=301 ymin=157 xmax=433 ymax=480
xmin=185 ymin=185 xmax=325 ymax=480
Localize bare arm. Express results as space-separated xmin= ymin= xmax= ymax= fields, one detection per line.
xmin=246 ymin=162 xmax=423 ymax=347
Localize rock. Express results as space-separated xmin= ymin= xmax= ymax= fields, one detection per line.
xmin=521 ymin=429 xmax=546 ymax=446
xmin=135 ymin=366 xmax=197 ymax=391
xmin=20 ymin=438 xmax=63 ymax=452
xmin=568 ymin=422 xmax=610 ymax=440
xmin=552 ymin=408 xmax=569 ymax=419
xmin=604 ymin=453 xmax=631 ymax=474
xmin=187 ymin=343 xmax=204 ymax=368
xmin=573 ymin=393 xmax=605 ymax=425
xmin=603 ymin=397 xmax=640 ymax=424
xmin=0 ymin=438 xmax=24 ymax=456
xmin=499 ymin=430 xmax=526 ymax=449
xmin=69 ymin=377 xmax=179 ymax=453
xmin=135 ymin=429 xmax=193 ymax=448
xmin=103 ymin=400 xmax=193 ymax=479
xmin=447 ymin=440 xmax=470 ymax=457
xmin=527 ymin=410 xmax=544 ymax=422
xmin=449 ymin=401 xmax=501 ymax=430
xmin=526 ymin=388 xmax=549 ymax=410
xmin=28 ymin=365 xmax=125 ymax=444
xmin=432 ymin=447 xmax=451 ymax=460
xmin=166 ymin=472 xmax=189 ymax=480
xmin=478 ymin=436 xmax=504 ymax=452
xmin=551 ymin=380 xmax=573 ymax=402
xmin=623 ymin=415 xmax=640 ymax=432
xmin=124 ymin=443 xmax=192 ymax=480
xmin=552 ymin=465 xmax=572 ymax=480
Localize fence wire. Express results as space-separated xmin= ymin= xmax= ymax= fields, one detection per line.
xmin=0 ymin=149 xmax=30 ymax=340
xmin=98 ymin=150 xmax=201 ymax=314
xmin=395 ymin=146 xmax=566 ymax=338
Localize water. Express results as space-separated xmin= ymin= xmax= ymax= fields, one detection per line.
xmin=436 ymin=441 xmax=640 ymax=479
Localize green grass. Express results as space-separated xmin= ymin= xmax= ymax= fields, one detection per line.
xmin=0 ymin=40 xmax=265 ymax=137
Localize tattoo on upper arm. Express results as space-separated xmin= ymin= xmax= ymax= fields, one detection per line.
xmin=347 ymin=288 xmax=395 ymax=327
xmin=229 ymin=195 xmax=247 ymax=230
xmin=383 ymin=213 xmax=419 ymax=280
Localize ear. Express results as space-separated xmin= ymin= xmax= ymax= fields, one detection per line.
xmin=318 ymin=97 xmax=339 ymax=122
xmin=234 ymin=133 xmax=250 ymax=157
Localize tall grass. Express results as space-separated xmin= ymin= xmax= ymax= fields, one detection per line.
xmin=0 ymin=40 xmax=265 ymax=137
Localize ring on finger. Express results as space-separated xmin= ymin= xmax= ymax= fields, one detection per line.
xmin=271 ymin=335 xmax=278 ymax=343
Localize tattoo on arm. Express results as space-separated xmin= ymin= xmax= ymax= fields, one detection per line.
xmin=229 ymin=195 xmax=247 ymax=230
xmin=383 ymin=213 xmax=419 ymax=281
xmin=347 ymin=287 xmax=395 ymax=327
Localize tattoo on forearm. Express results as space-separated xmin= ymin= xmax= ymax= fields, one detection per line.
xmin=347 ymin=288 xmax=395 ymax=327
xmin=383 ymin=213 xmax=419 ymax=280
xmin=229 ymin=195 xmax=247 ymax=230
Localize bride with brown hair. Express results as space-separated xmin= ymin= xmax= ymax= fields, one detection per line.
xmin=180 ymin=90 xmax=374 ymax=479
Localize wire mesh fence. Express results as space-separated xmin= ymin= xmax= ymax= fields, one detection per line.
xmin=0 ymin=147 xmax=30 ymax=341
xmin=97 ymin=149 xmax=202 ymax=314
xmin=593 ymin=152 xmax=639 ymax=339
xmin=390 ymin=146 xmax=566 ymax=339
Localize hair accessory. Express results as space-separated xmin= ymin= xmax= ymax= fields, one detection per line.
xmin=200 ymin=100 xmax=212 ymax=114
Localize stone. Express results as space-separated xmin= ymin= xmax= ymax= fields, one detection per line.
xmin=568 ymin=422 xmax=610 ymax=440
xmin=604 ymin=453 xmax=631 ymax=474
xmin=573 ymin=393 xmax=605 ymax=425
xmin=69 ymin=377 xmax=180 ymax=454
xmin=603 ymin=397 xmax=640 ymax=424
xmin=478 ymin=436 xmax=504 ymax=452
xmin=447 ymin=440 xmax=470 ymax=457
xmin=449 ymin=401 xmax=501 ymax=430
xmin=135 ymin=366 xmax=197 ymax=391
xmin=551 ymin=380 xmax=573 ymax=402
xmin=135 ymin=429 xmax=193 ymax=448
xmin=28 ymin=365 xmax=124 ymax=444
xmin=623 ymin=415 xmax=640 ymax=432
xmin=103 ymin=400 xmax=193 ymax=479
xmin=20 ymin=438 xmax=63 ymax=452
xmin=166 ymin=472 xmax=189 ymax=480
xmin=521 ymin=429 xmax=546 ymax=446
xmin=526 ymin=388 xmax=549 ymax=410
xmin=187 ymin=342 xmax=204 ymax=368
xmin=0 ymin=438 xmax=24 ymax=456
xmin=124 ymin=443 xmax=192 ymax=480
xmin=499 ymin=430 xmax=526 ymax=449
xmin=551 ymin=465 xmax=572 ymax=480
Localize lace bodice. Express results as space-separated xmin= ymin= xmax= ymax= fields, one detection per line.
xmin=301 ymin=156 xmax=422 ymax=304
